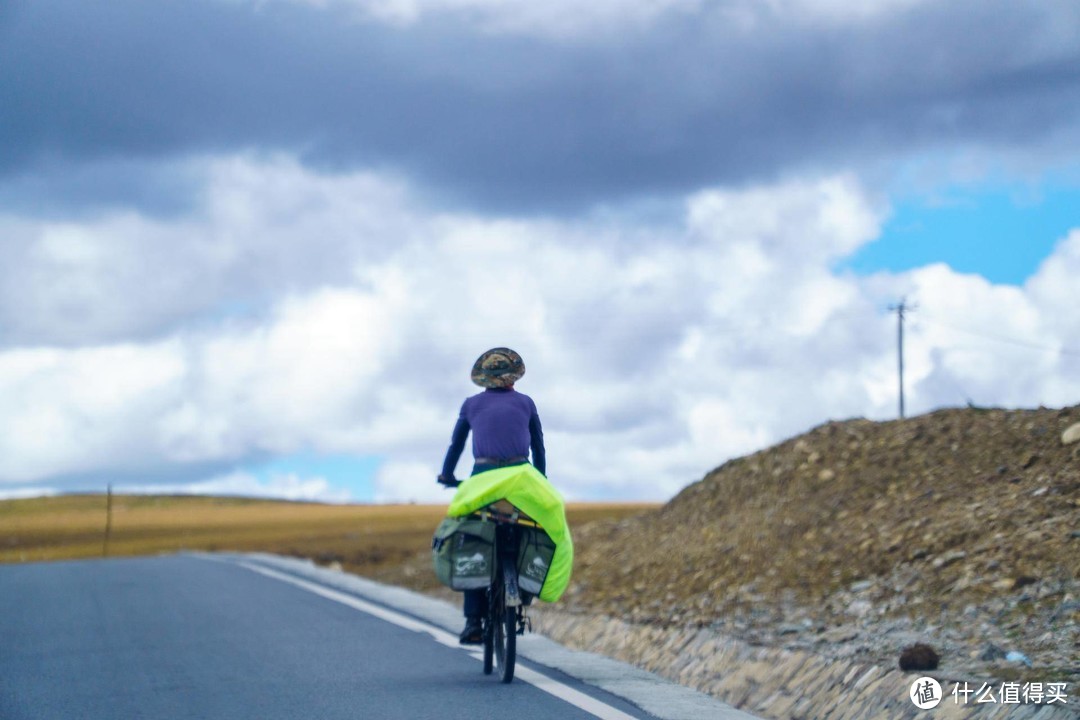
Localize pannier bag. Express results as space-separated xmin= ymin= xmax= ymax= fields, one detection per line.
xmin=515 ymin=526 xmax=556 ymax=596
xmin=432 ymin=516 xmax=495 ymax=590
xmin=446 ymin=463 xmax=573 ymax=602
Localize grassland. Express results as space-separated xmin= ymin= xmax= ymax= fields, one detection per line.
xmin=0 ymin=494 xmax=656 ymax=587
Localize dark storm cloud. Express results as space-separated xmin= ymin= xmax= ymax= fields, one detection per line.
xmin=2 ymin=0 xmax=1079 ymax=213
xmin=0 ymin=157 xmax=202 ymax=219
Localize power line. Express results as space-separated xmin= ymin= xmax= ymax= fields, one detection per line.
xmin=914 ymin=315 xmax=1080 ymax=359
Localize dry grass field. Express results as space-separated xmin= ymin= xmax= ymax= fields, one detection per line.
xmin=0 ymin=494 xmax=656 ymax=587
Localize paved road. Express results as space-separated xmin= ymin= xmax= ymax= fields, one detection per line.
xmin=0 ymin=555 xmax=689 ymax=720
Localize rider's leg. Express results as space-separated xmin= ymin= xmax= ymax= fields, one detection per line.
xmin=463 ymin=588 xmax=489 ymax=616
xmin=458 ymin=462 xmax=498 ymax=645
xmin=459 ymin=589 xmax=486 ymax=644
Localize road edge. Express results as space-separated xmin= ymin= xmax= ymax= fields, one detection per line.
xmin=205 ymin=552 xmax=759 ymax=720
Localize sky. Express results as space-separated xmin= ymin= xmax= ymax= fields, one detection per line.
xmin=2 ymin=0 xmax=1079 ymax=503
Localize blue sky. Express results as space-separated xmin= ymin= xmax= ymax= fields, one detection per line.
xmin=2 ymin=0 xmax=1079 ymax=503
xmin=254 ymin=453 xmax=379 ymax=502
xmin=848 ymin=181 xmax=1080 ymax=285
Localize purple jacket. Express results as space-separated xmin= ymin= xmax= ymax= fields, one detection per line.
xmin=440 ymin=388 xmax=546 ymax=478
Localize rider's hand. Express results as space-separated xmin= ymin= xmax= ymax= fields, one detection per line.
xmin=437 ymin=474 xmax=460 ymax=488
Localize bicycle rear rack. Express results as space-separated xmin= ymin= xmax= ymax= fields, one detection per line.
xmin=474 ymin=500 xmax=541 ymax=528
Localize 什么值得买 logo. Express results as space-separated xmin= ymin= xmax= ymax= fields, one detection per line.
xmin=910 ymin=677 xmax=942 ymax=709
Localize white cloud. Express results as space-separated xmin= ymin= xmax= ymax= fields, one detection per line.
xmin=2 ymin=155 xmax=1078 ymax=501
xmin=0 ymin=342 xmax=186 ymax=482
xmin=125 ymin=470 xmax=352 ymax=503
xmin=768 ymin=0 xmax=933 ymax=25
xmin=279 ymin=0 xmax=703 ymax=38
xmin=0 ymin=154 xmax=416 ymax=347
xmin=373 ymin=460 xmax=451 ymax=503
xmin=1028 ymin=229 xmax=1080 ymax=332
xmin=0 ymin=487 xmax=60 ymax=500
xmin=258 ymin=0 xmax=933 ymax=39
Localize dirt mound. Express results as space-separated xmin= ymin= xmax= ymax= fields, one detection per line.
xmin=565 ymin=405 xmax=1080 ymax=679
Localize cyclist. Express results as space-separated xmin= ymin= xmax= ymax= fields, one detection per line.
xmin=437 ymin=347 xmax=546 ymax=644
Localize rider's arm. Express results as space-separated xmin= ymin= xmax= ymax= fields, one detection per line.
xmin=529 ymin=412 xmax=546 ymax=476
xmin=440 ymin=416 xmax=471 ymax=481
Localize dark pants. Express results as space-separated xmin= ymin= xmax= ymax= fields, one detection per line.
xmin=462 ymin=460 xmax=527 ymax=618
xmin=464 ymin=588 xmax=487 ymax=617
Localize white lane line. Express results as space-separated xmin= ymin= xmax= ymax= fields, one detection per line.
xmin=512 ymin=664 xmax=644 ymax=720
xmin=229 ymin=559 xmax=640 ymax=720
xmin=235 ymin=561 xmax=462 ymax=647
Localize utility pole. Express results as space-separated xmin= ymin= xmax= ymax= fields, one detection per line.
xmin=103 ymin=484 xmax=113 ymax=557
xmin=888 ymin=298 xmax=915 ymax=419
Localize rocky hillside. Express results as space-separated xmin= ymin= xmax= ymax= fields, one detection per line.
xmin=563 ymin=405 xmax=1080 ymax=681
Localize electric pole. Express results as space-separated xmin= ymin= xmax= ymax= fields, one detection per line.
xmin=888 ymin=298 xmax=915 ymax=419
xmin=103 ymin=484 xmax=113 ymax=557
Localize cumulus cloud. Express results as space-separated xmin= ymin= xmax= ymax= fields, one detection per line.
xmin=0 ymin=342 xmax=186 ymax=482
xmin=266 ymin=0 xmax=935 ymax=38
xmin=0 ymin=487 xmax=60 ymax=501
xmin=0 ymin=155 xmax=416 ymax=347
xmin=3 ymin=157 xmax=1078 ymax=501
xmin=373 ymin=461 xmax=451 ymax=504
xmin=906 ymin=229 xmax=1080 ymax=408
xmin=330 ymin=0 xmax=700 ymax=37
xmin=125 ymin=470 xmax=352 ymax=503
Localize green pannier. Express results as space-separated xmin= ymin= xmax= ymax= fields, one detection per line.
xmin=446 ymin=464 xmax=573 ymax=602
xmin=431 ymin=516 xmax=495 ymax=591
xmin=516 ymin=526 xmax=556 ymax=596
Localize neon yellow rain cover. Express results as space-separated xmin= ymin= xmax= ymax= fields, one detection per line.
xmin=447 ymin=465 xmax=573 ymax=602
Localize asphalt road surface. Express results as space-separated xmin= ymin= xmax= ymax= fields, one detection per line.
xmin=0 ymin=554 xmax=706 ymax=720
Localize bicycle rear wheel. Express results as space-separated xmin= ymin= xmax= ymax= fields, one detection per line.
xmin=482 ymin=588 xmax=495 ymax=675
xmin=493 ymin=562 xmax=517 ymax=683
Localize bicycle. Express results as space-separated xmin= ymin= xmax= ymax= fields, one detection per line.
xmin=472 ymin=499 xmax=536 ymax=684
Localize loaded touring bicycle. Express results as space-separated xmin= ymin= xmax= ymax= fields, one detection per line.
xmin=432 ymin=462 xmax=573 ymax=684
xmin=433 ymin=498 xmax=557 ymax=683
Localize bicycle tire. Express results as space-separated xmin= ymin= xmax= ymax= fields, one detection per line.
xmin=483 ymin=578 xmax=496 ymax=675
xmin=494 ymin=561 xmax=516 ymax=682
xmin=493 ymin=568 xmax=507 ymax=677
xmin=482 ymin=616 xmax=494 ymax=674
xmin=500 ymin=602 xmax=516 ymax=683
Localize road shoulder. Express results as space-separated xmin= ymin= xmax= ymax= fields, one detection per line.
xmin=203 ymin=552 xmax=759 ymax=720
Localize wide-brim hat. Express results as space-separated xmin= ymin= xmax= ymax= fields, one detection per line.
xmin=471 ymin=347 xmax=526 ymax=388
